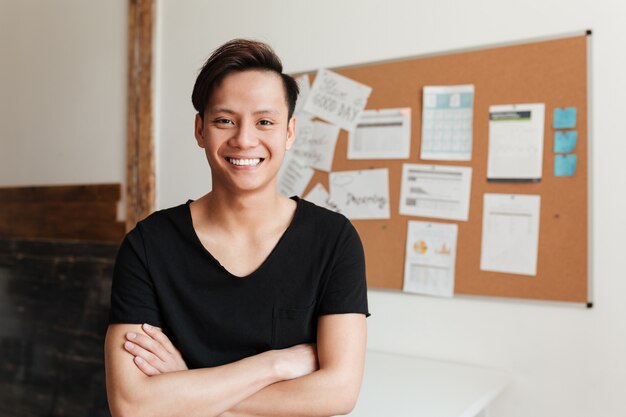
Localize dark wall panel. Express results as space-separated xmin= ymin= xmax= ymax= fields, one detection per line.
xmin=0 ymin=238 xmax=118 ymax=417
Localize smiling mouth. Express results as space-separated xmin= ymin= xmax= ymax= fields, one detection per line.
xmin=226 ymin=157 xmax=264 ymax=167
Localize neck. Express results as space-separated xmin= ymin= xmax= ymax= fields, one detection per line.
xmin=201 ymin=184 xmax=290 ymax=234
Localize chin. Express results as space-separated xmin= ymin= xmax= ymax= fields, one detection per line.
xmin=226 ymin=180 xmax=273 ymax=195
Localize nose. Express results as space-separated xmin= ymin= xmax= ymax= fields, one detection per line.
xmin=229 ymin=121 xmax=259 ymax=149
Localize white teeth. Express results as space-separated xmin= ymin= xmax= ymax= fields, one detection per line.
xmin=227 ymin=158 xmax=262 ymax=166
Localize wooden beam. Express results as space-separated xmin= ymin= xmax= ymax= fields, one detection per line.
xmin=0 ymin=184 xmax=126 ymax=243
xmin=0 ymin=183 xmax=121 ymax=202
xmin=126 ymin=0 xmax=155 ymax=231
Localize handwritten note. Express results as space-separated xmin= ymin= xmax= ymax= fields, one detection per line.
xmin=277 ymin=151 xmax=314 ymax=197
xmin=294 ymin=74 xmax=312 ymax=119
xmin=292 ymin=120 xmax=340 ymax=172
xmin=303 ymin=183 xmax=340 ymax=212
xmin=292 ymin=118 xmax=315 ymax=161
xmin=303 ymin=68 xmax=372 ymax=132
xmin=329 ymin=169 xmax=390 ymax=219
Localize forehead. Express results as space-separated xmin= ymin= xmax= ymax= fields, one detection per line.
xmin=208 ymin=70 xmax=287 ymax=111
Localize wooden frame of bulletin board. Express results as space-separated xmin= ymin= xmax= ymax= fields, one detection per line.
xmin=297 ymin=32 xmax=592 ymax=306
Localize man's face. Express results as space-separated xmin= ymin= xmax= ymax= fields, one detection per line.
xmin=194 ymin=70 xmax=295 ymax=195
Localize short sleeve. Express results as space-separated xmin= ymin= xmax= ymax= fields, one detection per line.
xmin=317 ymin=220 xmax=370 ymax=317
xmin=108 ymin=226 xmax=163 ymax=327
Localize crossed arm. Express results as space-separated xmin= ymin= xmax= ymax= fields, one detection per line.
xmin=104 ymin=313 xmax=367 ymax=417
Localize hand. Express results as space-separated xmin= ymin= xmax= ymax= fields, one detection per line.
xmin=123 ymin=323 xmax=188 ymax=376
xmin=274 ymin=343 xmax=319 ymax=381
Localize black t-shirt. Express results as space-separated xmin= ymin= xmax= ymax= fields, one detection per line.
xmin=109 ymin=196 xmax=369 ymax=369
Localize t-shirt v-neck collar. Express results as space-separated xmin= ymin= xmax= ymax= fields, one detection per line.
xmin=183 ymin=196 xmax=302 ymax=280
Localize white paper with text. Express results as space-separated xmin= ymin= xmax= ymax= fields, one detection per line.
xmin=329 ymin=169 xmax=390 ymax=219
xmin=277 ymin=151 xmax=314 ymax=197
xmin=399 ymin=164 xmax=472 ymax=221
xmin=420 ymin=84 xmax=474 ymax=161
xmin=480 ymin=193 xmax=541 ymax=276
xmin=303 ymin=68 xmax=372 ymax=132
xmin=403 ymin=221 xmax=458 ymax=297
xmin=487 ymin=103 xmax=545 ymax=181
xmin=292 ymin=120 xmax=340 ymax=172
xmin=348 ymin=108 xmax=412 ymax=159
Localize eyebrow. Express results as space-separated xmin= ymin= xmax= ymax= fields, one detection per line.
xmin=207 ymin=107 xmax=235 ymax=115
xmin=207 ymin=107 xmax=280 ymax=116
xmin=253 ymin=109 xmax=280 ymax=116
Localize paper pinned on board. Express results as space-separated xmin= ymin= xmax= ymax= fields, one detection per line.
xmin=553 ymin=107 xmax=577 ymax=129
xmin=303 ymin=182 xmax=330 ymax=208
xmin=420 ymin=84 xmax=474 ymax=161
xmin=292 ymin=120 xmax=340 ymax=172
xmin=276 ymin=150 xmax=314 ymax=197
xmin=399 ymin=164 xmax=472 ymax=221
xmin=487 ymin=103 xmax=545 ymax=181
xmin=329 ymin=169 xmax=390 ymax=219
xmin=554 ymin=131 xmax=578 ymax=153
xmin=293 ymin=74 xmax=313 ymax=120
xmin=303 ymin=68 xmax=372 ymax=132
xmin=290 ymin=118 xmax=314 ymax=170
xmin=554 ymin=154 xmax=577 ymax=177
xmin=347 ymin=108 xmax=412 ymax=160
xmin=403 ymin=221 xmax=458 ymax=298
xmin=480 ymin=193 xmax=541 ymax=276
xmin=303 ymin=183 xmax=340 ymax=212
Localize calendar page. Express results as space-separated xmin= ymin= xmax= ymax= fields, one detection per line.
xmin=420 ymin=85 xmax=474 ymax=161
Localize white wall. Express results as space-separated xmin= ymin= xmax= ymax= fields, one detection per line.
xmin=0 ymin=0 xmax=624 ymax=415
xmin=0 ymin=0 xmax=127 ymax=193
xmin=157 ymin=0 xmax=626 ymax=415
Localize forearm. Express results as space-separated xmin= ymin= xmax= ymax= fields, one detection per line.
xmin=223 ymin=367 xmax=361 ymax=417
xmin=222 ymin=314 xmax=368 ymax=417
xmin=110 ymin=351 xmax=281 ymax=417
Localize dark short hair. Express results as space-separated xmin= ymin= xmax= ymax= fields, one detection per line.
xmin=192 ymin=39 xmax=299 ymax=120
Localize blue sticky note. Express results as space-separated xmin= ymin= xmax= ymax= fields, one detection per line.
xmin=554 ymin=131 xmax=578 ymax=153
xmin=553 ymin=107 xmax=577 ymax=129
xmin=554 ymin=154 xmax=577 ymax=177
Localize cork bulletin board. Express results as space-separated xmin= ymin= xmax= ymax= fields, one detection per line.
xmin=298 ymin=33 xmax=591 ymax=305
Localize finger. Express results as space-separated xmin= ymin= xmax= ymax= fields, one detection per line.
xmin=134 ymin=355 xmax=160 ymax=376
xmin=126 ymin=331 xmax=170 ymax=362
xmin=143 ymin=323 xmax=179 ymax=354
xmin=124 ymin=340 xmax=165 ymax=372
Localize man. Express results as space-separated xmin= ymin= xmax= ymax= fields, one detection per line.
xmin=105 ymin=39 xmax=369 ymax=417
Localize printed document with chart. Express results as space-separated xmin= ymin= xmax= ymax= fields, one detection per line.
xmin=487 ymin=103 xmax=545 ymax=181
xmin=347 ymin=108 xmax=412 ymax=159
xmin=403 ymin=221 xmax=458 ymax=297
xmin=480 ymin=194 xmax=541 ymax=276
xmin=399 ymin=164 xmax=472 ymax=221
xmin=420 ymin=84 xmax=474 ymax=161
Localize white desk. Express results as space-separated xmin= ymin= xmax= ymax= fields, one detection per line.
xmin=348 ymin=350 xmax=511 ymax=417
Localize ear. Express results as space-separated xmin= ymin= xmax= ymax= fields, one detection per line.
xmin=194 ymin=113 xmax=205 ymax=148
xmin=285 ymin=116 xmax=296 ymax=150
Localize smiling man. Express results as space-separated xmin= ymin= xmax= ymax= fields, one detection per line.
xmin=104 ymin=39 xmax=369 ymax=417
